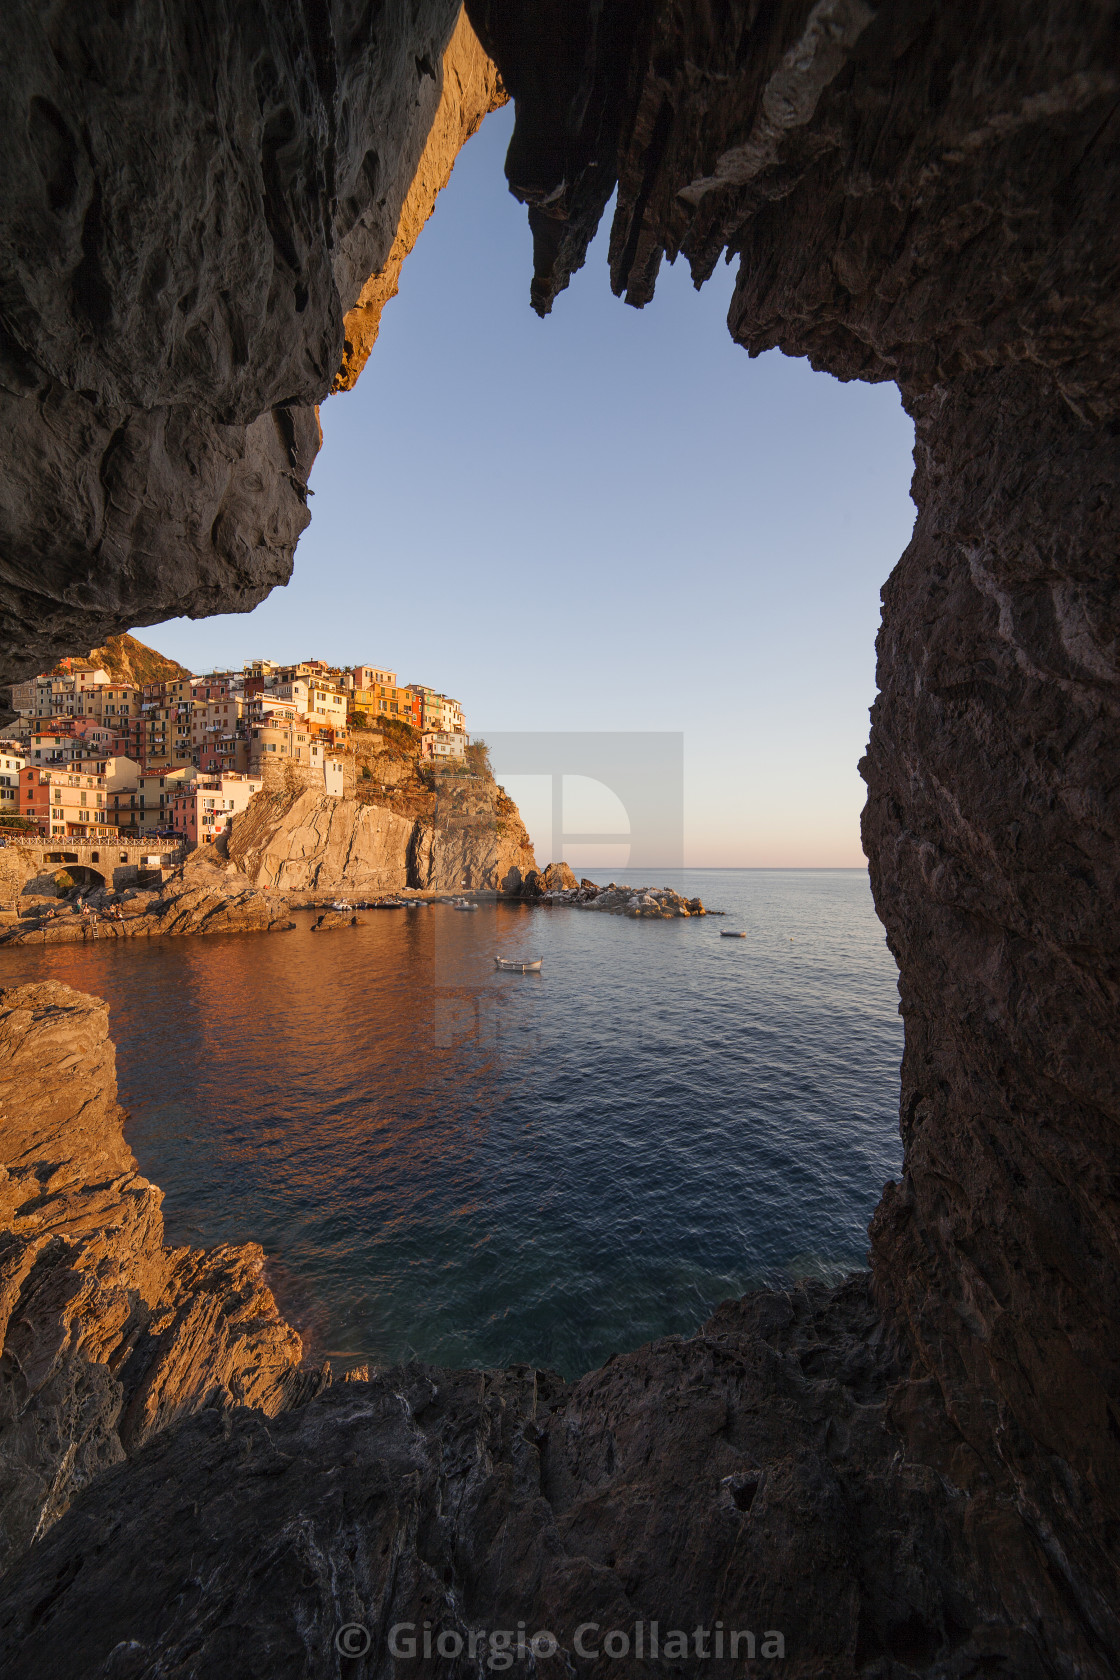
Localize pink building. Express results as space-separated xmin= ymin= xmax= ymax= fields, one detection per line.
xmin=170 ymin=772 xmax=263 ymax=846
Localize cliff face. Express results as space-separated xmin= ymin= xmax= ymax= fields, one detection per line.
xmin=0 ymin=983 xmax=307 ymax=1570
xmin=334 ymin=9 xmax=507 ymax=391
xmin=227 ymin=752 xmax=537 ymax=895
xmin=61 ymin=633 xmax=192 ymax=689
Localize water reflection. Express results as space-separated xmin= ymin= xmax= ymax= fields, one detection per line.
xmin=0 ymin=873 xmax=902 ymax=1377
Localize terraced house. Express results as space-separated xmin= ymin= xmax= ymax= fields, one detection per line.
xmin=21 ymin=765 xmax=108 ymax=837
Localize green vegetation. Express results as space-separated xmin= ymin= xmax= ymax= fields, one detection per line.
xmin=54 ymin=871 xmax=75 ymax=895
xmin=465 ymin=738 xmax=491 ymax=778
xmin=377 ymin=715 xmax=419 ymax=750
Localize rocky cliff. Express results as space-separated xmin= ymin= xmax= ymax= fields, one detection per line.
xmin=61 ymin=633 xmax=192 ymax=689
xmin=228 ymin=740 xmax=536 ymax=895
xmin=0 ymin=983 xmax=309 ymax=1572
xmin=333 ymin=9 xmax=506 ymax=391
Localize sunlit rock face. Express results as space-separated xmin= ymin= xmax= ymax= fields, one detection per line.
xmin=471 ymin=0 xmax=1120 ymax=1660
xmin=0 ymin=983 xmax=308 ymax=1571
xmin=0 ymin=0 xmax=464 ymax=681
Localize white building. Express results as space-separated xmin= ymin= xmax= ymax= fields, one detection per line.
xmin=0 ymin=744 xmax=25 ymax=815
xmin=421 ymin=730 xmax=468 ymax=761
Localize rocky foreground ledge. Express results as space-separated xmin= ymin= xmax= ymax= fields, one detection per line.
xmin=0 ymin=983 xmax=317 ymax=1574
xmin=0 ymin=852 xmax=294 ymax=947
xmin=0 ymin=985 xmax=1084 ymax=1676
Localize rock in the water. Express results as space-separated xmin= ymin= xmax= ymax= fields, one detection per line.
xmin=537 ymin=861 xmax=578 ymax=893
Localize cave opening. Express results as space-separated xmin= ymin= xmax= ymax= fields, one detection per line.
xmin=2 ymin=8 xmax=1117 ymax=1666
xmin=107 ymin=98 xmax=921 ymax=1382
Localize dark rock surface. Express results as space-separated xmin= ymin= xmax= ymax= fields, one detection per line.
xmin=0 ymin=1278 xmax=1076 ymax=1680
xmin=0 ymin=983 xmax=307 ymax=1571
xmin=1 ymin=0 xmax=462 ymax=680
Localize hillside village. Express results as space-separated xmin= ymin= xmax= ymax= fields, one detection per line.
xmin=0 ymin=638 xmax=470 ymax=845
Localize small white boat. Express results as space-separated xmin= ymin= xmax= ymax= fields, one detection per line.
xmin=494 ymin=956 xmax=542 ymax=972
xmin=331 ymin=899 xmax=353 ymax=912
xmin=453 ymin=900 xmax=479 ymax=911
xmin=720 ymin=930 xmax=747 ymax=938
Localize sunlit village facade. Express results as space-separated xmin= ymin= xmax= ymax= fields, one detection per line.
xmin=3 ymin=658 xmax=468 ymax=842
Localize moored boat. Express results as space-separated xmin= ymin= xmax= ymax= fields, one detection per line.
xmin=494 ymin=956 xmax=542 ymax=972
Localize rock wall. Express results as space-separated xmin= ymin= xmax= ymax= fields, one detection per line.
xmin=0 ymin=983 xmax=308 ymax=1571
xmin=1 ymin=3 xmax=1119 ymax=1673
xmin=227 ymin=776 xmax=536 ymax=895
xmin=334 ymin=9 xmax=507 ymax=391
xmin=0 ymin=0 xmax=467 ymax=681
xmin=469 ymin=0 xmax=1120 ymax=1660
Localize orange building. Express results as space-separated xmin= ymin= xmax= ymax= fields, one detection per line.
xmin=22 ymin=764 xmax=110 ymax=837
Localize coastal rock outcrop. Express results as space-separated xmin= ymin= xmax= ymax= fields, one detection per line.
xmin=228 ymin=769 xmax=536 ymax=896
xmin=0 ymin=983 xmax=306 ymax=1572
xmin=500 ymin=868 xmax=705 ymax=918
xmin=0 ymin=867 xmax=295 ymax=946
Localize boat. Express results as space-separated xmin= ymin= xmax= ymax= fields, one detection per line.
xmin=453 ymin=899 xmax=479 ymax=911
xmin=331 ymin=899 xmax=353 ymax=912
xmin=494 ymin=956 xmax=542 ymax=972
xmin=720 ymin=930 xmax=747 ymax=938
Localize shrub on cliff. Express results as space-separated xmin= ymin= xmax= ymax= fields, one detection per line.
xmin=377 ymin=716 xmax=419 ymax=753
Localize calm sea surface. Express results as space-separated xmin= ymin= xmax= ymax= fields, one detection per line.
xmin=0 ymin=870 xmax=902 ymax=1378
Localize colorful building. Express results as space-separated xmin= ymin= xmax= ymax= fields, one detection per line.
xmin=348 ymin=680 xmax=421 ymax=729
xmin=21 ymin=764 xmax=109 ymax=837
xmin=408 ymin=685 xmax=465 ymax=736
xmin=421 ymin=730 xmax=469 ymax=761
xmin=137 ymin=765 xmax=198 ymax=830
xmin=169 ymin=773 xmax=263 ymax=846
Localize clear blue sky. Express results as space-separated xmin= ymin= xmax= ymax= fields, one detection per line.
xmin=148 ymin=103 xmax=916 ymax=867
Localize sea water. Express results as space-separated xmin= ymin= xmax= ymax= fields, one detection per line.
xmin=0 ymin=869 xmax=902 ymax=1378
